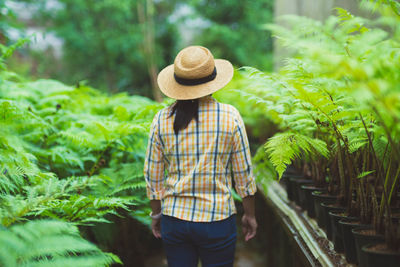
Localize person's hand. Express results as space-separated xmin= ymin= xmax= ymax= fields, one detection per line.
xmin=242 ymin=214 xmax=257 ymax=242
xmin=151 ymin=217 xmax=162 ymax=239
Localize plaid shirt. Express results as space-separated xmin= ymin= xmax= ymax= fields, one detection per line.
xmin=144 ymin=96 xmax=256 ymax=222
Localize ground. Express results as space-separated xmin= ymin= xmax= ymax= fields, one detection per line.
xmin=144 ymin=229 xmax=266 ymax=267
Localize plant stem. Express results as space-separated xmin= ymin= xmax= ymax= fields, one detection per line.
xmin=372 ymin=106 xmax=400 ymax=161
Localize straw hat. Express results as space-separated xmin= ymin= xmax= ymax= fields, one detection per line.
xmin=157 ymin=46 xmax=234 ymax=100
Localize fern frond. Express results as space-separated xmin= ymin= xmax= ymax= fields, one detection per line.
xmin=357 ymin=170 xmax=375 ymax=179
xmin=265 ymin=132 xmax=329 ymax=179
xmin=0 ymin=220 xmax=120 ymax=267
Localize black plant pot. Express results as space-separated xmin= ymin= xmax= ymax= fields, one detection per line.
xmin=339 ymin=220 xmax=370 ymax=264
xmin=312 ymin=191 xmax=337 ymax=230
xmin=328 ymin=211 xmax=357 ymax=253
xmin=285 ymin=176 xmax=303 ymax=201
xmin=362 ymin=243 xmax=400 ymax=267
xmin=288 ymin=177 xmax=310 ymax=205
xmin=390 ymin=212 xmax=400 ymax=225
xmin=320 ymin=203 xmax=345 ymax=241
xmin=352 ymin=227 xmax=384 ymax=267
xmin=301 ymin=185 xmax=325 ymax=218
xmin=297 ymin=185 xmax=308 ymax=210
xmin=283 ymin=166 xmax=302 ymax=177
xmin=383 ymin=208 xmax=400 ymax=229
xmin=293 ymin=179 xmax=313 ymax=208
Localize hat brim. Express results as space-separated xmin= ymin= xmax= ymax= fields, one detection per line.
xmin=157 ymin=59 xmax=234 ymax=100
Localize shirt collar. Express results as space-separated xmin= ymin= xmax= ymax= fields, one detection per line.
xmin=200 ymin=95 xmax=216 ymax=103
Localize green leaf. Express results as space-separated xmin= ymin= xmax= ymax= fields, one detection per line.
xmin=357 ymin=170 xmax=375 ymax=179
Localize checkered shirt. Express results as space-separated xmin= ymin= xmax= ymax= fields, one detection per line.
xmin=144 ymin=96 xmax=256 ymax=222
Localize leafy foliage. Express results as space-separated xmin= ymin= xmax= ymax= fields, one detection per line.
xmin=190 ymin=0 xmax=274 ymax=70
xmin=0 ymin=220 xmax=121 ymax=267
xmin=19 ymin=0 xmax=180 ymax=96
xmin=265 ymin=133 xmax=328 ymax=179
xmin=0 ymin=42 xmax=166 ymax=263
xmin=8 ymin=0 xmax=275 ymax=97
xmin=0 ymin=77 xmax=164 ymax=224
xmin=362 ymin=0 xmax=400 ymax=15
xmin=239 ymin=1 xmax=400 ymax=248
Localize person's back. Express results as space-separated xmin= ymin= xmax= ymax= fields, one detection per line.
xmin=144 ymin=46 xmax=257 ymax=267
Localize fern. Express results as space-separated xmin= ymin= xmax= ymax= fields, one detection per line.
xmin=0 ymin=40 xmax=167 ymax=263
xmin=237 ymin=1 xmax=400 ymax=248
xmin=0 ymin=220 xmax=120 ymax=267
xmin=357 ymin=170 xmax=376 ymax=179
xmin=361 ymin=0 xmax=400 ymax=15
xmin=265 ymin=132 xmax=328 ymax=179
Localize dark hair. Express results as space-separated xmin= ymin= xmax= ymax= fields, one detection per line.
xmin=169 ymin=99 xmax=199 ymax=135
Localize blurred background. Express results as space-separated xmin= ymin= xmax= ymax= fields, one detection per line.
xmin=1 ymin=0 xmax=362 ymax=101
xmin=1 ymin=0 xmax=275 ymax=101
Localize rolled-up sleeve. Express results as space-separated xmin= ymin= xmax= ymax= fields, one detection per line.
xmin=143 ymin=111 xmax=165 ymax=200
xmin=231 ymin=111 xmax=257 ymax=198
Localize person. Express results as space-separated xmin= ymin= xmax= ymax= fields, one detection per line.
xmin=143 ymin=45 xmax=257 ymax=267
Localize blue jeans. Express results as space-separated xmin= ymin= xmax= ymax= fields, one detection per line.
xmin=161 ymin=214 xmax=237 ymax=267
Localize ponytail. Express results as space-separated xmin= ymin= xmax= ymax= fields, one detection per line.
xmin=169 ymin=99 xmax=199 ymax=135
